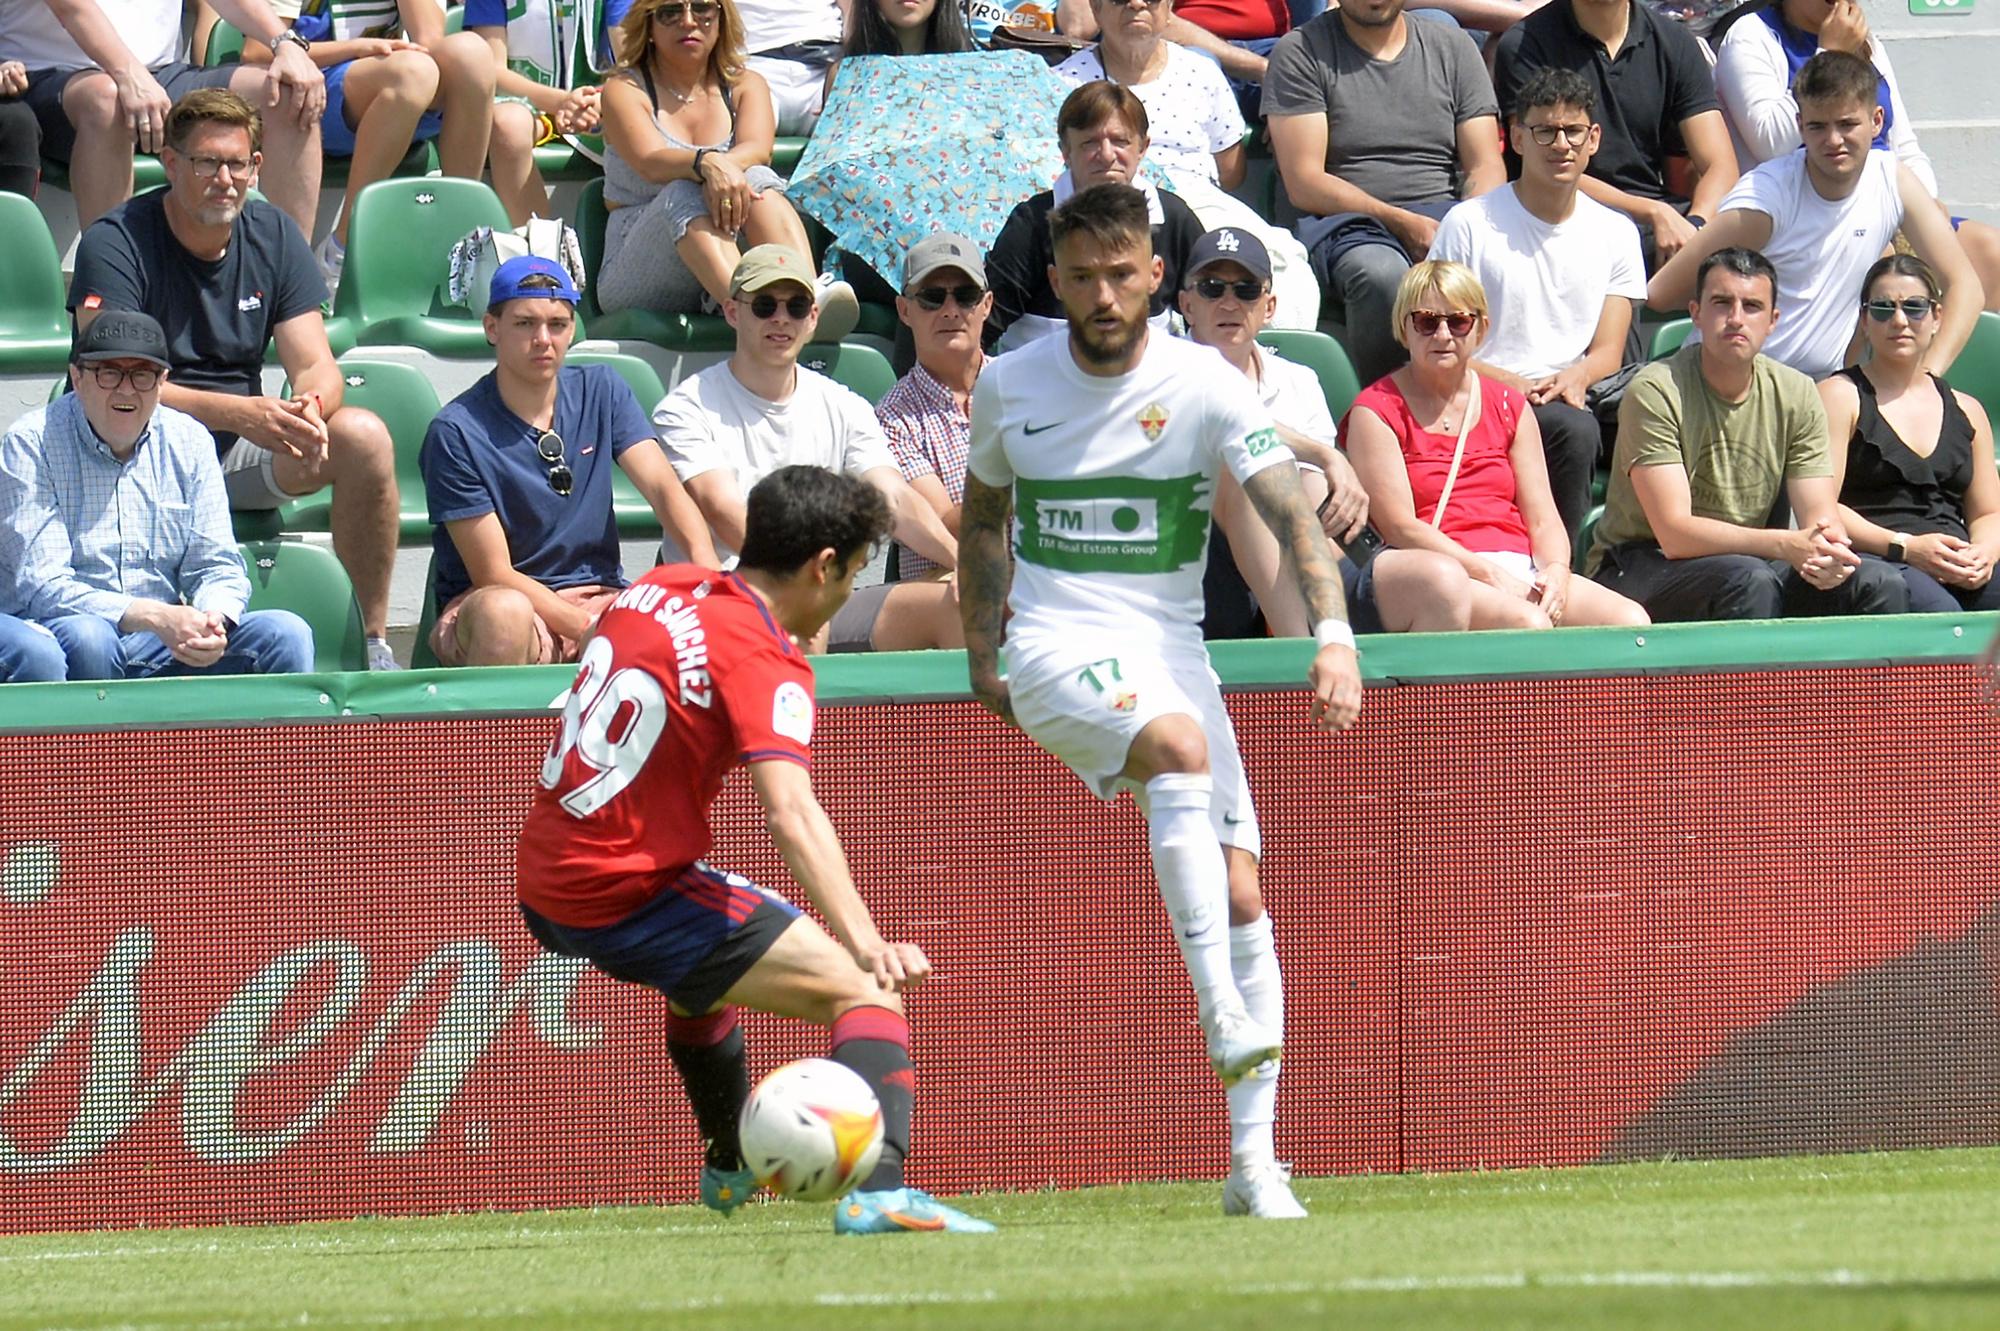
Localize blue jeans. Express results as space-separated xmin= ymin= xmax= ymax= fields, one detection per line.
xmin=48 ymin=610 xmax=315 ymax=680
xmin=0 ymin=614 xmax=65 ymax=683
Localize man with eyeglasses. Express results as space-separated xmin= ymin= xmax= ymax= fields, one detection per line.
xmin=419 ymin=257 xmax=718 ymax=668
xmin=1178 ymin=226 xmax=1475 ymax=640
xmin=1647 ymin=51 xmax=1983 ymax=381
xmin=0 ymin=311 xmax=315 ymax=680
xmin=1431 ymin=67 xmax=1646 ymax=542
xmin=69 ymin=88 xmax=404 ymax=671
xmin=876 ymin=233 xmax=989 ymax=586
xmin=656 ymin=244 xmax=964 ymax=652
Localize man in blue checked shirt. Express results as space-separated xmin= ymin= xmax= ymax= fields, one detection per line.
xmin=0 ymin=311 xmax=314 ymax=681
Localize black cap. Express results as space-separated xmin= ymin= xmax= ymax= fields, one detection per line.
xmin=72 ymin=311 xmax=171 ymax=369
xmin=1184 ymin=228 xmax=1272 ymax=285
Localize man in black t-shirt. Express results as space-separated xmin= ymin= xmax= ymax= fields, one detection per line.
xmin=69 ymin=88 xmax=400 ymax=670
xmin=983 ymin=81 xmax=1204 ymax=355
xmin=1493 ymin=0 xmax=1740 ymax=272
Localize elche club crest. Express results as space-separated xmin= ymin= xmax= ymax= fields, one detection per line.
xmin=1137 ymin=402 xmax=1169 ymax=442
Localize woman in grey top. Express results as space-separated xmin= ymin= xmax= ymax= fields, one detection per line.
xmin=597 ymin=0 xmax=856 ymax=334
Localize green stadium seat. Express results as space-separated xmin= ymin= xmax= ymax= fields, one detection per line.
xmin=239 ymin=539 xmax=368 ymax=671
xmin=799 ymin=342 xmax=896 ymax=404
xmin=1574 ymin=504 xmax=1605 ymax=573
xmin=411 ymin=553 xmax=443 ymax=669
xmin=1650 ymin=318 xmax=1692 ymax=360
xmin=565 ymin=348 xmax=674 ymax=538
xmin=0 ymin=193 xmax=77 ymax=372
xmin=38 ymin=156 xmax=167 ymax=195
xmin=1257 ymin=329 xmax=1362 ymax=421
xmin=573 ymin=177 xmax=733 ymax=350
xmin=204 ymin=19 xmax=246 ymax=64
xmin=333 ymin=178 xmax=527 ymax=356
xmin=271 ymin=358 xmax=442 ymax=541
xmin=1952 ymin=311 xmax=2000 ymax=431
xmin=772 ymin=137 xmax=808 ymax=177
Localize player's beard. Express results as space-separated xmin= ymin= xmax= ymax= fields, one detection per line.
xmin=1068 ymin=302 xmax=1148 ymax=369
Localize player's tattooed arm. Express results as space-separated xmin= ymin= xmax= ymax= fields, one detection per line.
xmin=1242 ymin=463 xmax=1364 ymax=732
xmin=958 ymin=475 xmax=1015 ymax=722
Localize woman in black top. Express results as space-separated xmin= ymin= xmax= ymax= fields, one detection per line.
xmin=1823 ymin=254 xmax=2000 ymax=612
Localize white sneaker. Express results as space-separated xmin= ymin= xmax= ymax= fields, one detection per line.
xmin=1223 ymin=1160 xmax=1308 ymax=1220
xmin=315 ymin=232 xmax=346 ymax=289
xmin=1204 ymin=998 xmax=1282 ymax=1085
xmin=810 ymin=274 xmax=860 ymax=344
xmin=365 ymin=636 xmax=401 ymax=671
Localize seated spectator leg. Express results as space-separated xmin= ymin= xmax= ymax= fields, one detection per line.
xmin=676 ymin=215 xmax=746 ymax=310
xmin=226 ymin=62 xmax=323 ymax=241
xmin=0 ymin=615 xmax=65 ymax=683
xmin=1779 ymin=557 xmax=1908 ymax=617
xmin=272 ymin=407 xmax=398 ymax=642
xmin=1531 ymin=400 xmax=1601 ymax=547
xmin=1319 ymin=241 xmax=1411 ymax=385
xmin=1954 ymin=218 xmax=2000 ymax=314
xmin=57 ymin=71 xmax=134 ymax=228
xmin=1465 ymin=581 xmax=1552 ymax=630
xmin=0 ymin=97 xmax=40 ymax=198
xmin=742 ymin=188 xmax=813 ymax=265
xmin=45 ymin=614 xmax=143 ymax=681
xmin=446 ymin=587 xmax=541 ymax=665
xmin=869 ymin=583 xmax=965 ymax=652
xmin=1891 ymin=559 xmax=1964 ymax=614
xmin=1593 ymin=544 xmax=1785 ymax=623
xmin=428 ymin=32 xmax=499 ymax=182
xmin=1368 ymin=550 xmax=1475 ymax=633
xmin=1956 ymin=577 xmax=2000 ymax=613
xmin=328 ymin=52 xmax=441 ymax=246
xmin=212 ymin=609 xmax=316 ymax=675
xmin=489 ymin=100 xmax=549 ymax=227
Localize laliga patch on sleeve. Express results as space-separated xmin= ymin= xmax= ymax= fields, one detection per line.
xmin=1245 ymin=427 xmax=1280 ymax=457
xmin=771 ymin=680 xmax=814 ymax=744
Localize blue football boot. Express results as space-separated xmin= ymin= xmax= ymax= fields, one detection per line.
xmin=833 ymin=1186 xmax=995 ymax=1235
xmin=700 ymin=1163 xmax=759 ymax=1214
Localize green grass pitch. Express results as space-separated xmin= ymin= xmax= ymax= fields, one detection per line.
xmin=7 ymin=1149 xmax=2000 ymax=1330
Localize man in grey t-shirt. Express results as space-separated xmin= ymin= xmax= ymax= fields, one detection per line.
xmin=1264 ymin=0 xmax=1504 ymax=382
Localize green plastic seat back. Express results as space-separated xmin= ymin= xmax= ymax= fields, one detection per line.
xmin=1256 ymin=328 xmax=1362 ymax=421
xmin=412 ymin=553 xmax=443 ymax=669
xmin=1650 ymin=318 xmax=1693 ymax=360
xmin=1952 ymin=311 xmax=2000 ymax=433
xmin=239 ymin=539 xmax=367 ymax=672
xmin=205 ymin=20 xmax=245 ymax=64
xmin=336 ymin=358 xmax=444 ymax=534
xmin=566 ymin=349 xmax=666 ymax=406
xmin=330 ymin=178 xmax=515 ymax=333
xmin=798 ymin=343 xmax=896 ymax=405
xmin=575 ymin=176 xmax=611 ymax=321
xmin=0 ymin=193 xmax=74 ymax=364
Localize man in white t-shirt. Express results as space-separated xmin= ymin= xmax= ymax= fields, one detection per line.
xmin=1178 ymin=225 xmax=1474 ymax=638
xmin=655 ymin=245 xmax=962 ymax=652
xmin=1432 ymin=67 xmax=1646 ymax=541
xmin=1649 ymin=50 xmax=1982 ymax=380
xmin=4 ymin=0 xmax=324 ymax=233
xmin=735 ymin=0 xmax=842 ymax=136
xmin=960 ymin=184 xmax=1362 ymax=1221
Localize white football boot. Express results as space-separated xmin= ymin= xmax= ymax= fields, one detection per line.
xmin=1204 ymin=997 xmax=1283 ymax=1085
xmin=1223 ymin=1160 xmax=1308 ymax=1220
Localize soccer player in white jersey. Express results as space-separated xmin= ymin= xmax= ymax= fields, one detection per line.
xmin=959 ymin=183 xmax=1363 ymax=1220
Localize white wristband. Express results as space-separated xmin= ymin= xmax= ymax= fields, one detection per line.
xmin=1313 ymin=619 xmax=1355 ymax=651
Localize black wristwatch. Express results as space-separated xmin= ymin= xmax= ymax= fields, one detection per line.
xmin=1887 ymin=533 xmax=1909 ymax=564
xmin=268 ymin=25 xmax=311 ymax=55
xmin=692 ymin=147 xmax=715 ymax=177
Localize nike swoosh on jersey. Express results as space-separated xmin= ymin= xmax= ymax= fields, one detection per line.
xmin=1023 ymin=421 xmax=1063 ymax=435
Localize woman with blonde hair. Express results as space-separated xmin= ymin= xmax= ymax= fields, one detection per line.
xmin=597 ymin=0 xmax=856 ymax=332
xmin=1342 ymin=261 xmax=1649 ymax=630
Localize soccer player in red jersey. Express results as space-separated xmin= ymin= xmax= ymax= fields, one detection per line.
xmin=516 ymin=465 xmax=992 ymax=1235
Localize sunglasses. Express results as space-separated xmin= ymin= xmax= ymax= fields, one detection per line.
xmin=536 ymin=430 xmax=573 ymax=497
xmin=910 ymin=284 xmax=985 ymax=311
xmin=1862 ymin=297 xmax=1936 ymax=322
xmin=653 ymin=1 xmax=719 ymax=23
xmin=1408 ymin=310 xmax=1479 ymax=338
xmin=86 ymin=364 xmax=161 ymax=391
xmin=748 ymin=292 xmax=815 ymax=321
xmin=1192 ymin=277 xmax=1266 ymax=302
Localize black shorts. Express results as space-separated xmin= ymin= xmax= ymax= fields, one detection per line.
xmin=25 ymin=62 xmax=238 ymax=161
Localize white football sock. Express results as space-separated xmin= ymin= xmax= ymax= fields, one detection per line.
xmin=1227 ymin=912 xmax=1282 ymax=1166
xmin=1144 ymin=773 xmax=1238 ymax=1015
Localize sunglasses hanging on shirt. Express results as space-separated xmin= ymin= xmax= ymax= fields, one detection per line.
xmin=536 ymin=429 xmax=573 ymax=497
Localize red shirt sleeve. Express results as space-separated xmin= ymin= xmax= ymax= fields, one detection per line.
xmin=718 ymin=639 xmax=816 ymax=767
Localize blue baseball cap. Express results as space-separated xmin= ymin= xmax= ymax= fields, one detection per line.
xmin=488 ymin=255 xmax=579 ymax=308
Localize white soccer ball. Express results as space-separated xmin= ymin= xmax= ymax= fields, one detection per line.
xmin=738 ymin=1058 xmax=886 ymax=1202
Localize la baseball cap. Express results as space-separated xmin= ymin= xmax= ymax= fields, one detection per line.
xmin=488 ymin=255 xmax=579 ymax=307
xmin=1184 ymin=227 xmax=1272 ymax=285
xmin=902 ymin=232 xmax=986 ymax=290
xmin=730 ymin=244 xmax=819 ymax=300
xmin=72 ymin=310 xmax=171 ymax=368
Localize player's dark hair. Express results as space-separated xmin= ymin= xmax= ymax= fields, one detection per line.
xmin=738 ymin=466 xmax=892 ymax=576
xmin=1793 ymin=50 xmax=1879 ymax=111
xmin=845 ymin=0 xmax=972 ymax=58
xmin=1048 ymin=183 xmax=1152 ymax=262
xmin=1511 ymin=67 xmax=1596 ymax=124
xmin=1695 ymin=246 xmax=1780 ymax=309
xmin=166 ymin=87 xmax=262 ymax=156
xmin=1862 ymin=252 xmax=1941 ymax=303
xmin=1057 ymin=80 xmax=1148 ymax=145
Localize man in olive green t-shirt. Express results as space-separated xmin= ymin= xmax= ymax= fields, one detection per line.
xmin=1586 ymin=247 xmax=1906 ymax=621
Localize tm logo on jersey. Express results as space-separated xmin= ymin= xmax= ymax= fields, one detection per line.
xmin=1014 ymin=474 xmax=1210 ymax=574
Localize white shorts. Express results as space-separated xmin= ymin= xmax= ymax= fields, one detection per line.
xmin=1478 ymin=550 xmax=1537 ymax=585
xmin=1007 ymin=642 xmax=1260 ymax=856
xmin=746 ymin=56 xmax=826 ymax=137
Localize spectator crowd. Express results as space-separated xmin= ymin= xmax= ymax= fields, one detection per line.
xmin=1 ymin=0 xmax=1995 ymax=683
